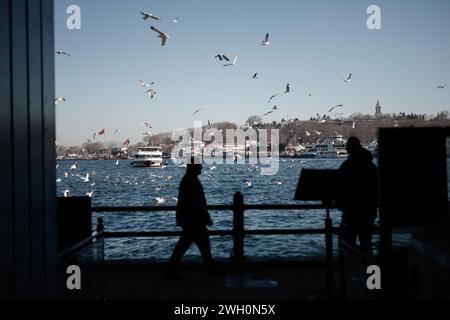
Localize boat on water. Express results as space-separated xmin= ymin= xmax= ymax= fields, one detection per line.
xmin=130 ymin=146 xmax=163 ymax=167
xmin=295 ymin=135 xmax=348 ymax=159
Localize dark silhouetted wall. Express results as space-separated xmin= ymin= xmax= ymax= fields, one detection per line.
xmin=0 ymin=0 xmax=57 ymax=299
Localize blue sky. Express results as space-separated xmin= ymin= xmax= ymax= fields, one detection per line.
xmin=55 ymin=0 xmax=450 ymax=145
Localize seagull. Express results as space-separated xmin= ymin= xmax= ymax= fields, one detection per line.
xmin=284 ymin=83 xmax=292 ymax=94
xmin=244 ymin=180 xmax=252 ymax=188
xmin=85 ymin=191 xmax=94 ymax=198
xmin=143 ymin=122 xmax=152 ymax=128
xmin=141 ymin=11 xmax=162 ymax=21
xmin=269 ymin=94 xmax=279 ymax=103
xmin=139 ymin=80 xmax=154 ymax=87
xmin=214 ymin=54 xmax=229 ymax=61
xmin=261 ymin=33 xmax=270 ymax=46
xmin=82 ymin=173 xmax=90 ymax=182
xmin=263 ymin=111 xmax=274 ymax=116
xmin=305 ymin=131 xmax=311 ymax=136
xmin=172 ymin=18 xmax=179 ymax=24
xmin=344 ymin=73 xmax=352 ymax=82
xmin=114 ymin=128 xmax=120 ymax=134
xmin=150 ymin=26 xmax=169 ymax=46
xmin=272 ymin=105 xmax=278 ymax=110
xmin=145 ymin=88 xmax=156 ymax=99
xmin=70 ymin=163 xmax=78 ymax=170
xmin=55 ymin=97 xmax=66 ymax=105
xmin=252 ymin=73 xmax=259 ymax=79
xmin=315 ymin=130 xmax=322 ymax=135
xmin=115 ymin=160 xmax=119 ymax=166
xmin=274 ymin=180 xmax=283 ymax=185
xmin=437 ymin=84 xmax=447 ymax=89
xmin=155 ymin=197 xmax=166 ymax=204
xmin=193 ymin=108 xmax=204 ymax=116
xmin=329 ymin=104 xmax=343 ymax=113
xmin=223 ymin=55 xmax=238 ymax=67
xmin=55 ymin=50 xmax=71 ymax=56
xmin=352 ymin=121 xmax=356 ymax=129
xmin=63 ymin=189 xmax=70 ymax=197
xmin=64 ymin=172 xmax=69 ymax=178
xmin=208 ymin=120 xmax=212 ymax=128
xmin=56 ymin=178 xmax=61 ymax=183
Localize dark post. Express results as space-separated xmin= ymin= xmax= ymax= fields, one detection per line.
xmin=325 ymin=207 xmax=334 ymax=300
xmin=96 ymin=217 xmax=104 ymax=234
xmin=338 ymin=236 xmax=347 ymax=300
xmin=232 ymin=192 xmax=245 ymax=263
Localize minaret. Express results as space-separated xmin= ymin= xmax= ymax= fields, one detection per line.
xmin=375 ymin=99 xmax=382 ymax=118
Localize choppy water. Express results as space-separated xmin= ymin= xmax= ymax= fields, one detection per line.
xmin=56 ymin=158 xmax=450 ymax=260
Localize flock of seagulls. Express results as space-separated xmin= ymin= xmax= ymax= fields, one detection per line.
xmin=54 ymin=7 xmax=449 ymax=153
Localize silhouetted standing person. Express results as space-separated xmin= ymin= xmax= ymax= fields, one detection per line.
xmin=338 ymin=137 xmax=378 ymax=255
xmin=165 ymin=162 xmax=216 ymax=278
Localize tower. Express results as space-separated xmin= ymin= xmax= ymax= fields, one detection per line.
xmin=375 ymin=99 xmax=382 ymax=118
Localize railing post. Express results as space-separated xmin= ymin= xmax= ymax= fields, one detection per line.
xmin=325 ymin=207 xmax=334 ymax=300
xmin=338 ymin=236 xmax=347 ymax=300
xmin=232 ymin=192 xmax=245 ymax=263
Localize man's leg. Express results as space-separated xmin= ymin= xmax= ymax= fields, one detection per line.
xmin=193 ymin=229 xmax=216 ymax=271
xmin=358 ymin=224 xmax=374 ymax=256
xmin=166 ymin=232 xmax=194 ymax=274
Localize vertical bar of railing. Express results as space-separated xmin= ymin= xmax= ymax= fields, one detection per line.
xmin=96 ymin=217 xmax=105 ymax=299
xmin=338 ymin=236 xmax=347 ymax=300
xmin=232 ymin=192 xmax=245 ymax=263
xmin=325 ymin=206 xmax=333 ymax=300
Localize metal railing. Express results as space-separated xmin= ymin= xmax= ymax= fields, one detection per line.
xmin=89 ymin=191 xmax=337 ymax=299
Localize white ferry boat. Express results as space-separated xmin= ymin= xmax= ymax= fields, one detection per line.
xmin=131 ymin=146 xmax=163 ymax=167
xmin=295 ymin=135 xmax=348 ymax=159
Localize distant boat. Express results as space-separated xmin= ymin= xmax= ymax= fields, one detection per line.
xmin=131 ymin=146 xmax=163 ymax=167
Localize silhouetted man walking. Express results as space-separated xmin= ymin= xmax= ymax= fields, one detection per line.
xmin=165 ymin=162 xmax=217 ymax=278
xmin=338 ymin=137 xmax=378 ymax=255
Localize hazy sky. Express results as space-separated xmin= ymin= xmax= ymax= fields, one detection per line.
xmin=55 ymin=0 xmax=450 ymax=146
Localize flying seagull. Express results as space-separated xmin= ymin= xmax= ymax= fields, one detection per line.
xmin=143 ymin=122 xmax=152 ymax=128
xmin=208 ymin=120 xmax=211 ymax=128
xmin=141 ymin=11 xmax=162 ymax=21
xmin=305 ymin=131 xmax=311 ymax=136
xmin=223 ymin=55 xmax=238 ymax=66
xmin=261 ymin=33 xmax=270 ymax=46
xmin=344 ymin=73 xmax=352 ymax=82
xmin=269 ymin=94 xmax=279 ymax=103
xmin=155 ymin=197 xmax=166 ymax=204
xmin=437 ymin=84 xmax=447 ymax=89
xmin=272 ymin=105 xmax=278 ymax=110
xmin=55 ymin=97 xmax=66 ymax=105
xmin=315 ymin=130 xmax=322 ymax=135
xmin=252 ymin=73 xmax=259 ymax=79
xmin=193 ymin=108 xmax=204 ymax=116
xmin=85 ymin=191 xmax=94 ymax=198
xmin=150 ymin=26 xmax=169 ymax=46
xmin=139 ymin=80 xmax=154 ymax=87
xmin=145 ymin=88 xmax=156 ymax=99
xmin=172 ymin=18 xmax=179 ymax=24
xmin=214 ymin=54 xmax=229 ymax=61
xmin=284 ymin=83 xmax=292 ymax=94
xmin=329 ymin=104 xmax=343 ymax=113
xmin=55 ymin=50 xmax=71 ymax=56
xmin=263 ymin=111 xmax=274 ymax=116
